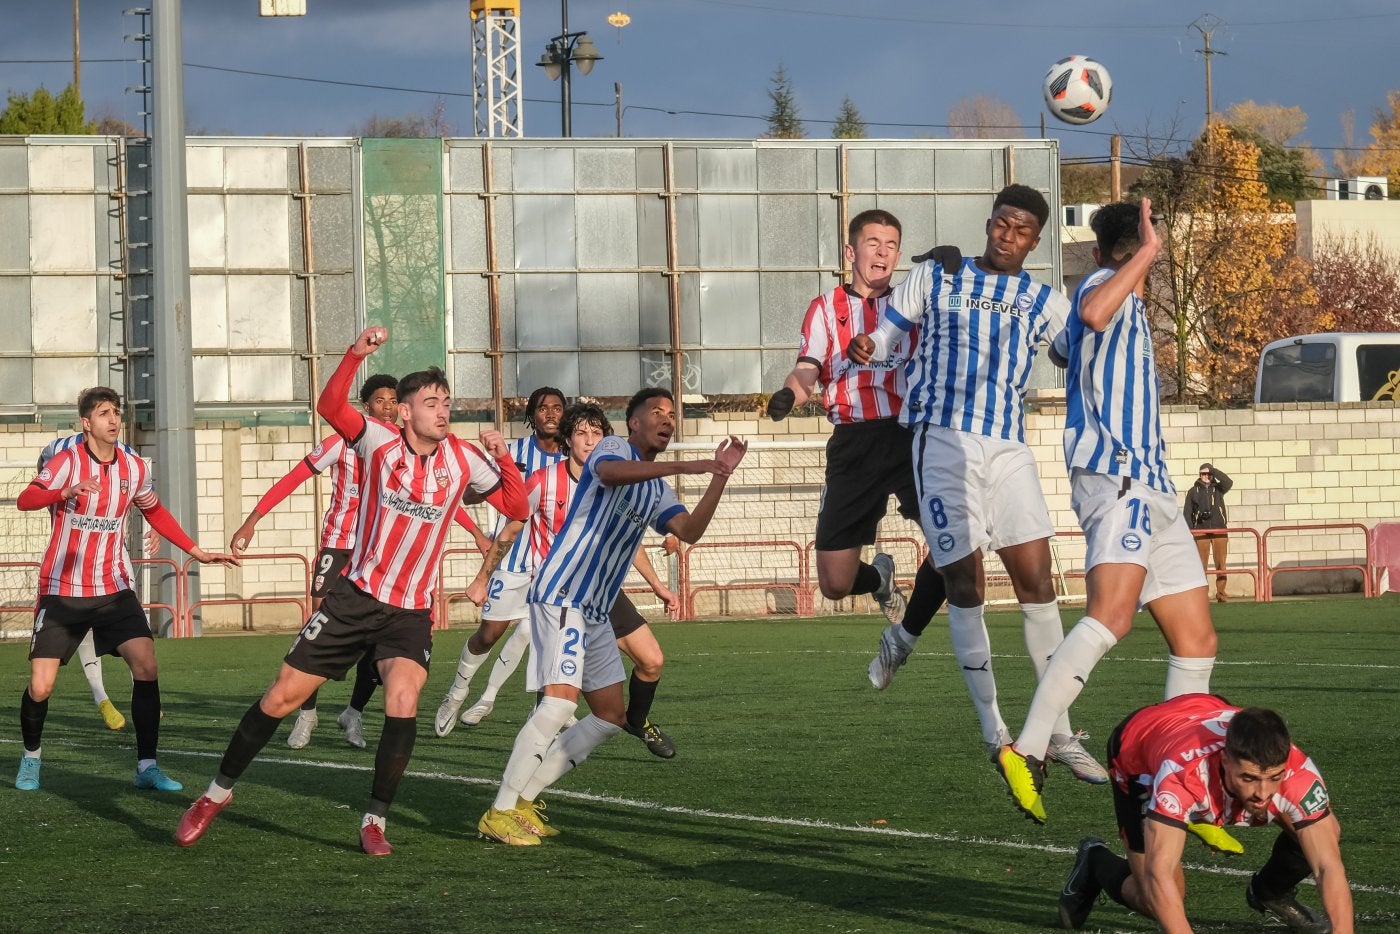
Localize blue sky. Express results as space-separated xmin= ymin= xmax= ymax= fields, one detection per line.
xmin=3 ymin=0 xmax=1395 ymax=173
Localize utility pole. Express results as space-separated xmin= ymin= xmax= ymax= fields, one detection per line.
xmin=72 ymin=0 xmax=80 ymax=96
xmin=1190 ymin=14 xmax=1227 ymax=131
xmin=1110 ymin=134 xmax=1122 ymax=201
xmin=615 ymin=82 xmax=622 ymax=137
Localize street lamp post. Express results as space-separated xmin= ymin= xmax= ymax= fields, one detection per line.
xmin=536 ymin=0 xmax=602 ymax=137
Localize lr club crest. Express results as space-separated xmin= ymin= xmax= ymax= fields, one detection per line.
xmin=433 ymin=466 xmax=450 ymax=487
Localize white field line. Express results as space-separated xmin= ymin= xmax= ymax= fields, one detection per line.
xmin=683 ymin=648 xmax=1400 ymax=670
xmin=6 ymin=737 xmax=1398 ymax=899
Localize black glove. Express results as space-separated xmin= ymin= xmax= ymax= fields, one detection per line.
xmin=766 ymin=387 xmax=796 ymax=422
xmin=911 ymin=244 xmax=963 ymax=270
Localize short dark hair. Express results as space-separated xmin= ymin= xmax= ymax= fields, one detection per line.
xmin=560 ymin=402 xmax=612 ymax=451
xmin=396 ymin=367 xmax=450 ymax=404
xmin=625 ymin=387 xmax=673 ymax=423
xmin=1090 ymin=201 xmax=1143 ymax=260
xmin=360 ymin=373 xmax=398 ymax=406
xmin=78 ymin=386 xmax=121 ymax=419
xmin=847 ymin=209 xmax=902 ymax=245
xmin=1225 ymin=707 xmax=1292 ymax=770
xmin=992 ymin=183 xmax=1050 ymax=230
xmin=524 ymin=386 xmax=567 ymax=430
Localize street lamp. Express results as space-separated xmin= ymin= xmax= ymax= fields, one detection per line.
xmin=535 ymin=0 xmax=602 ymax=137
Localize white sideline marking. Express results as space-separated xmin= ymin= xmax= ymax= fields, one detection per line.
xmin=686 ymin=648 xmax=1400 ymax=671
xmin=6 ymin=737 xmax=1397 ymax=898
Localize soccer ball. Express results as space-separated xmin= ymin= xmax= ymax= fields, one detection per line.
xmin=1042 ymin=55 xmax=1112 ymax=125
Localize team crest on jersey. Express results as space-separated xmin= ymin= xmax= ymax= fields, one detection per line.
xmin=1121 ymin=531 xmax=1143 ymax=552
xmin=1154 ymin=791 xmax=1183 ymax=817
xmin=311 ymin=443 xmax=325 ymax=458
xmin=1014 ymin=292 xmax=1034 ymax=311
xmin=937 ymin=532 xmax=955 ymax=552
xmin=1300 ymin=780 xmax=1329 ymax=816
xmin=434 ymin=467 xmax=450 ymax=486
xmin=38 ymin=468 xmax=52 ymax=483
xmin=120 ymin=479 xmax=130 ymax=493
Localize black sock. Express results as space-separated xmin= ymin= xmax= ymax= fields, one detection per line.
xmin=301 ymin=689 xmax=319 ymax=712
xmin=1253 ymin=831 xmax=1313 ymax=899
xmin=368 ymin=715 xmax=417 ymax=814
xmin=849 ymin=562 xmax=882 ymax=596
xmin=19 ymin=688 xmax=48 ymax=752
xmin=626 ymin=672 xmax=659 ymax=730
xmin=349 ymin=655 xmax=379 ymax=713
xmin=900 ymin=560 xmax=947 ymax=636
xmin=217 ymin=702 xmax=284 ymax=785
xmin=131 ymin=679 xmax=161 ymax=761
xmin=1091 ymin=846 xmax=1133 ymax=906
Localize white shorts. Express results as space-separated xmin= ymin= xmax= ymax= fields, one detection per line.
xmin=526 ymin=602 xmax=625 ymax=694
xmin=1071 ymin=468 xmax=1207 ymax=607
xmin=912 ymin=424 xmax=1055 ymax=567
xmin=481 ymin=569 xmax=530 ymax=622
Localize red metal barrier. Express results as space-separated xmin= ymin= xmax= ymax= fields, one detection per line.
xmin=680 ymin=539 xmax=808 ymax=619
xmin=434 ymin=546 xmax=487 ymax=630
xmin=1189 ymin=527 xmax=1266 ymax=602
xmin=182 ymin=552 xmax=312 ymax=637
xmin=1262 ymin=523 xmax=1374 ymax=601
xmin=133 ymin=557 xmax=183 ymax=637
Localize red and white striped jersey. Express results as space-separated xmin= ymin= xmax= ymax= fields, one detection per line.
xmin=304 ymin=434 xmax=362 ymax=551
xmin=346 ymin=419 xmax=506 ymax=610
xmin=797 ymin=285 xmax=916 ymax=425
xmin=524 ymin=460 xmax=575 ymax=567
xmin=30 ymin=442 xmax=155 ymax=597
xmin=1111 ymin=693 xmax=1332 ymax=832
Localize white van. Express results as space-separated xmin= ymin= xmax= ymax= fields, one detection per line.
xmin=1255 ymin=333 xmax=1400 ymax=403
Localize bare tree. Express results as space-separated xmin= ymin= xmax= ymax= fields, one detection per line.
xmin=946 ymin=96 xmax=1024 ymax=139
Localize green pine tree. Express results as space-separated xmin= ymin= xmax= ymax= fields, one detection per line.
xmin=832 ymin=97 xmax=866 ymax=139
xmin=0 ymin=84 xmax=95 ymax=134
xmin=764 ymin=65 xmax=805 ymax=139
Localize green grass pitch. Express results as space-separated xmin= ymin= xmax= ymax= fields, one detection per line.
xmin=2 ymin=597 xmax=1397 ymax=932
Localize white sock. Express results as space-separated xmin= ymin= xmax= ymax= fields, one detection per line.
xmin=1021 ymin=600 xmax=1075 ymax=738
xmin=204 ymin=780 xmax=232 ymax=803
xmin=480 ymin=619 xmax=531 ymax=705
xmin=340 ymin=706 xmax=360 ymax=721
xmin=893 ymin=623 xmax=918 ymax=649
xmin=361 ymin=813 xmax=386 ymax=830
xmin=137 ymin=758 xmax=157 ymax=773
xmin=947 ymin=604 xmax=1009 ymax=746
xmin=1165 ymin=655 xmax=1215 ymax=699
xmin=447 ymin=643 xmax=493 ymax=702
xmin=492 ymin=695 xmax=576 ymax=811
xmin=520 ymin=714 xmax=622 ymax=803
xmin=1016 ymin=617 xmax=1118 ymax=760
xmin=23 ymin=747 xmax=40 ymax=759
xmin=77 ymin=631 xmax=109 ymax=704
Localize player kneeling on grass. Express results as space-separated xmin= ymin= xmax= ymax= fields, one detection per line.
xmin=479 ymin=388 xmax=746 ymax=845
xmin=175 ymin=327 xmax=527 ymax=856
xmin=15 ymin=387 xmax=239 ymax=794
xmin=1059 ymin=695 xmax=1351 ymax=934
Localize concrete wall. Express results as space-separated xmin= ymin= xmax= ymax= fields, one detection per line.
xmin=1 ymin=401 xmax=1394 ymax=635
xmin=1296 ymin=199 xmax=1400 ymax=260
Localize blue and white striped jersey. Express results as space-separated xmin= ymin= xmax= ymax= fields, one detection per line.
xmin=528 ymin=435 xmax=685 ymax=625
xmin=1059 ymin=267 xmax=1173 ymax=494
xmin=38 ymin=433 xmax=139 ymax=471
xmin=494 ymin=435 xmax=566 ymax=574
xmin=885 ymin=258 xmax=1069 ymax=443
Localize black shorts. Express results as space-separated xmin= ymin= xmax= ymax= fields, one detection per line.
xmin=311 ymin=547 xmax=353 ymax=599
xmin=284 ymin=576 xmax=433 ymax=680
xmin=814 ymin=419 xmax=920 ymax=551
xmin=609 ymin=593 xmax=648 ymax=639
xmin=1107 ymin=711 xmax=1152 ymax=853
xmin=29 ymin=590 xmax=152 ymax=662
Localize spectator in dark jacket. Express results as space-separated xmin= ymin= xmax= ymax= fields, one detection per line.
xmin=1185 ymin=463 xmax=1233 ymax=602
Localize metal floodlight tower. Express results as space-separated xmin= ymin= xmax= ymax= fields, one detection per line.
xmin=471 ymin=0 xmax=524 ymax=138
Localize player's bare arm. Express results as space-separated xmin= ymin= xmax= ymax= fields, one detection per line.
xmin=465 ymin=521 xmax=522 ymax=605
xmin=594 ymin=455 xmax=725 ymax=486
xmin=767 ymin=363 xmax=819 ymax=421
xmin=1294 ymin=814 xmax=1355 ymax=934
xmin=630 ymin=546 xmax=679 ymax=616
xmin=665 ymin=437 xmax=747 ymax=543
xmin=1139 ymin=819 xmax=1193 ymax=934
xmin=1079 ymin=198 xmax=1161 ymax=331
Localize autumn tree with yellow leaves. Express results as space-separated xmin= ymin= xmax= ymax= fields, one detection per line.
xmin=1134 ymin=124 xmax=1315 ymax=403
xmin=1352 ymin=89 xmax=1400 ymax=194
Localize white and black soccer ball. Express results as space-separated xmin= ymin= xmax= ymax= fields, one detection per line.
xmin=1043 ymin=55 xmax=1112 ymax=125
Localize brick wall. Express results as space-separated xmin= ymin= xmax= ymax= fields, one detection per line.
xmin=1 ymin=401 xmax=1393 ymax=636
